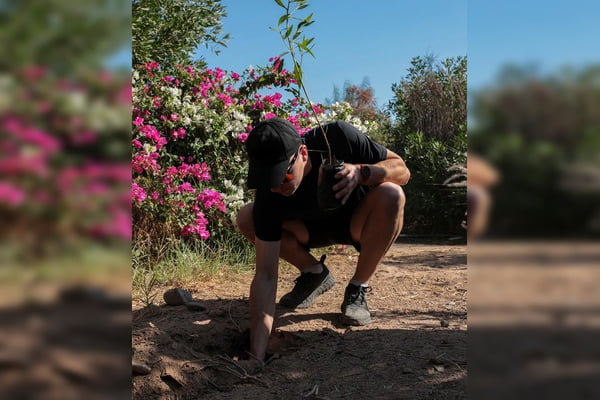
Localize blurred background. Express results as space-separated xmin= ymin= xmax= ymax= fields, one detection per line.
xmin=468 ymin=1 xmax=600 ymax=398
xmin=0 ymin=1 xmax=132 ymax=398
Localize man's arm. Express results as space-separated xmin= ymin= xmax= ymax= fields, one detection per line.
xmin=249 ymin=238 xmax=280 ymax=360
xmin=333 ymin=149 xmax=411 ymax=204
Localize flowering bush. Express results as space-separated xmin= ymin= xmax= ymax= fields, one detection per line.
xmin=132 ymin=56 xmax=378 ymax=243
xmin=0 ymin=67 xmax=131 ymax=247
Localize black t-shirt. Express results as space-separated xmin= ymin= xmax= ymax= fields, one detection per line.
xmin=253 ymin=121 xmax=388 ymax=241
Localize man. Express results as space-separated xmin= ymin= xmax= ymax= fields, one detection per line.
xmin=236 ymin=118 xmax=410 ymax=361
xmin=467 ymin=154 xmax=499 ymax=240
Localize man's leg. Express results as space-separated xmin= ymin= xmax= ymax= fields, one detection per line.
xmin=236 ymin=203 xmax=318 ymax=270
xmin=341 ymin=182 xmax=405 ymax=325
xmin=350 ymin=182 xmax=405 ymax=282
xmin=236 ymin=203 xmax=335 ymax=309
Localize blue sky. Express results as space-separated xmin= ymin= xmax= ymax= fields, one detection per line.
xmin=468 ymin=1 xmax=600 ymax=90
xmin=201 ymin=1 xmax=467 ymax=108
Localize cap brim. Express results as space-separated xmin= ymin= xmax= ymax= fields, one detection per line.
xmin=247 ymin=157 xmax=289 ymax=190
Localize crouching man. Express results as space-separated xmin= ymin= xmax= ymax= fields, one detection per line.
xmin=236 ymin=118 xmax=410 ymax=360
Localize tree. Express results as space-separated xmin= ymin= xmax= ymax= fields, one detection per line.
xmin=344 ymin=82 xmax=379 ymax=121
xmin=0 ymin=0 xmax=131 ymax=73
xmin=388 ymin=55 xmax=466 ymax=143
xmin=326 ymin=77 xmax=380 ymax=122
xmin=132 ymin=0 xmax=229 ymax=69
xmin=469 ymin=65 xmax=600 ymax=237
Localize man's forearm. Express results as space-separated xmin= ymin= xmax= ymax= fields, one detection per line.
xmin=249 ymin=239 xmax=281 ymax=361
xmin=360 ymin=158 xmax=410 ymax=186
xmin=249 ymin=272 xmax=277 ymax=360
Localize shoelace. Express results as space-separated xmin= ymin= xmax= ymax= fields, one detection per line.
xmin=347 ymin=286 xmax=372 ymax=305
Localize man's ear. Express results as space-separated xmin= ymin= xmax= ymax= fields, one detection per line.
xmin=300 ymin=144 xmax=309 ymax=160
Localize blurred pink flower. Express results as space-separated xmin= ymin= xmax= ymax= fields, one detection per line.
xmin=0 ymin=182 xmax=25 ymax=206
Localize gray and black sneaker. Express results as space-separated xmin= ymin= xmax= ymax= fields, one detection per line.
xmin=279 ymin=255 xmax=335 ymax=309
xmin=340 ymin=284 xmax=372 ymax=325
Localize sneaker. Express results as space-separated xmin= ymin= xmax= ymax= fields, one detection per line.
xmin=279 ymin=255 xmax=335 ymax=309
xmin=340 ymin=284 xmax=372 ymax=325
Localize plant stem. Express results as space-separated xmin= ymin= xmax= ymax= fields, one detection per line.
xmin=282 ymin=1 xmax=333 ymax=164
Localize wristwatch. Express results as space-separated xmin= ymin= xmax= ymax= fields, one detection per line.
xmin=359 ymin=164 xmax=371 ymax=184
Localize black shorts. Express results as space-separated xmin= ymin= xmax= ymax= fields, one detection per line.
xmin=302 ymin=205 xmax=361 ymax=252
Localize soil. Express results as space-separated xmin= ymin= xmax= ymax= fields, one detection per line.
xmin=0 ymin=282 xmax=132 ymax=400
xmin=132 ymin=241 xmax=467 ymax=399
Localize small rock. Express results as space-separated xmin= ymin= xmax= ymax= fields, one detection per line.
xmin=440 ymin=319 xmax=449 ymax=327
xmin=132 ymin=361 xmax=151 ymax=375
xmin=434 ymin=364 xmax=445 ymax=372
xmin=163 ymin=288 xmax=193 ymax=306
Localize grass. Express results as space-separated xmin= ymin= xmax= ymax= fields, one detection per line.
xmin=132 ymin=234 xmax=256 ymax=306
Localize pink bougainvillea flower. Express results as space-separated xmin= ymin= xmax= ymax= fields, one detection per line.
xmin=133 ymin=116 xmax=144 ymax=126
xmin=197 ymin=189 xmax=226 ymax=212
xmin=131 ymin=183 xmax=147 ymax=202
xmin=237 ymin=133 xmax=249 ymax=143
xmin=144 ymin=61 xmax=159 ymax=71
xmin=176 ymin=182 xmax=195 ymax=194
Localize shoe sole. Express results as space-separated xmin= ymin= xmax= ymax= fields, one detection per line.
xmin=339 ymin=313 xmax=371 ymax=326
xmin=279 ymin=273 xmax=336 ymax=309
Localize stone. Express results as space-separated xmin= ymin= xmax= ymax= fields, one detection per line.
xmin=132 ymin=361 xmax=151 ymax=375
xmin=163 ymin=288 xmax=193 ymax=306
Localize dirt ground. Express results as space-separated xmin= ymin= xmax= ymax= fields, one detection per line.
xmin=132 ymin=241 xmax=467 ymax=399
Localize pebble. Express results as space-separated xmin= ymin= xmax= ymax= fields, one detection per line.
xmin=132 ymin=361 xmax=151 ymax=375
xmin=163 ymin=288 xmax=193 ymax=306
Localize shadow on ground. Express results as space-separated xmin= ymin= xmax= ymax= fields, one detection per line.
xmin=132 ymin=298 xmax=466 ymax=400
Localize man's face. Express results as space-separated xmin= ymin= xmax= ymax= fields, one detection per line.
xmin=270 ymin=145 xmax=304 ymax=196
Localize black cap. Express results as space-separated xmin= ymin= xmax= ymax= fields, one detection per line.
xmin=246 ymin=118 xmax=302 ymax=189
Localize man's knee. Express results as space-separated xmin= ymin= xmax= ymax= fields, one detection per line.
xmin=236 ymin=203 xmax=255 ymax=237
xmin=374 ymin=182 xmax=405 ymax=215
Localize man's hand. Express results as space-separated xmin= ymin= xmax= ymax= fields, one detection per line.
xmin=236 ymin=358 xmax=265 ymax=375
xmin=332 ymin=163 xmax=362 ymax=205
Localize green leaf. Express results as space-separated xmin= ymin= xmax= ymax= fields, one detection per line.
xmin=274 ymin=0 xmax=285 ymax=8
xmin=295 ymin=67 xmax=303 ymax=83
xmin=284 ymin=25 xmax=293 ymax=39
xmin=278 ymin=14 xmax=288 ymax=26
